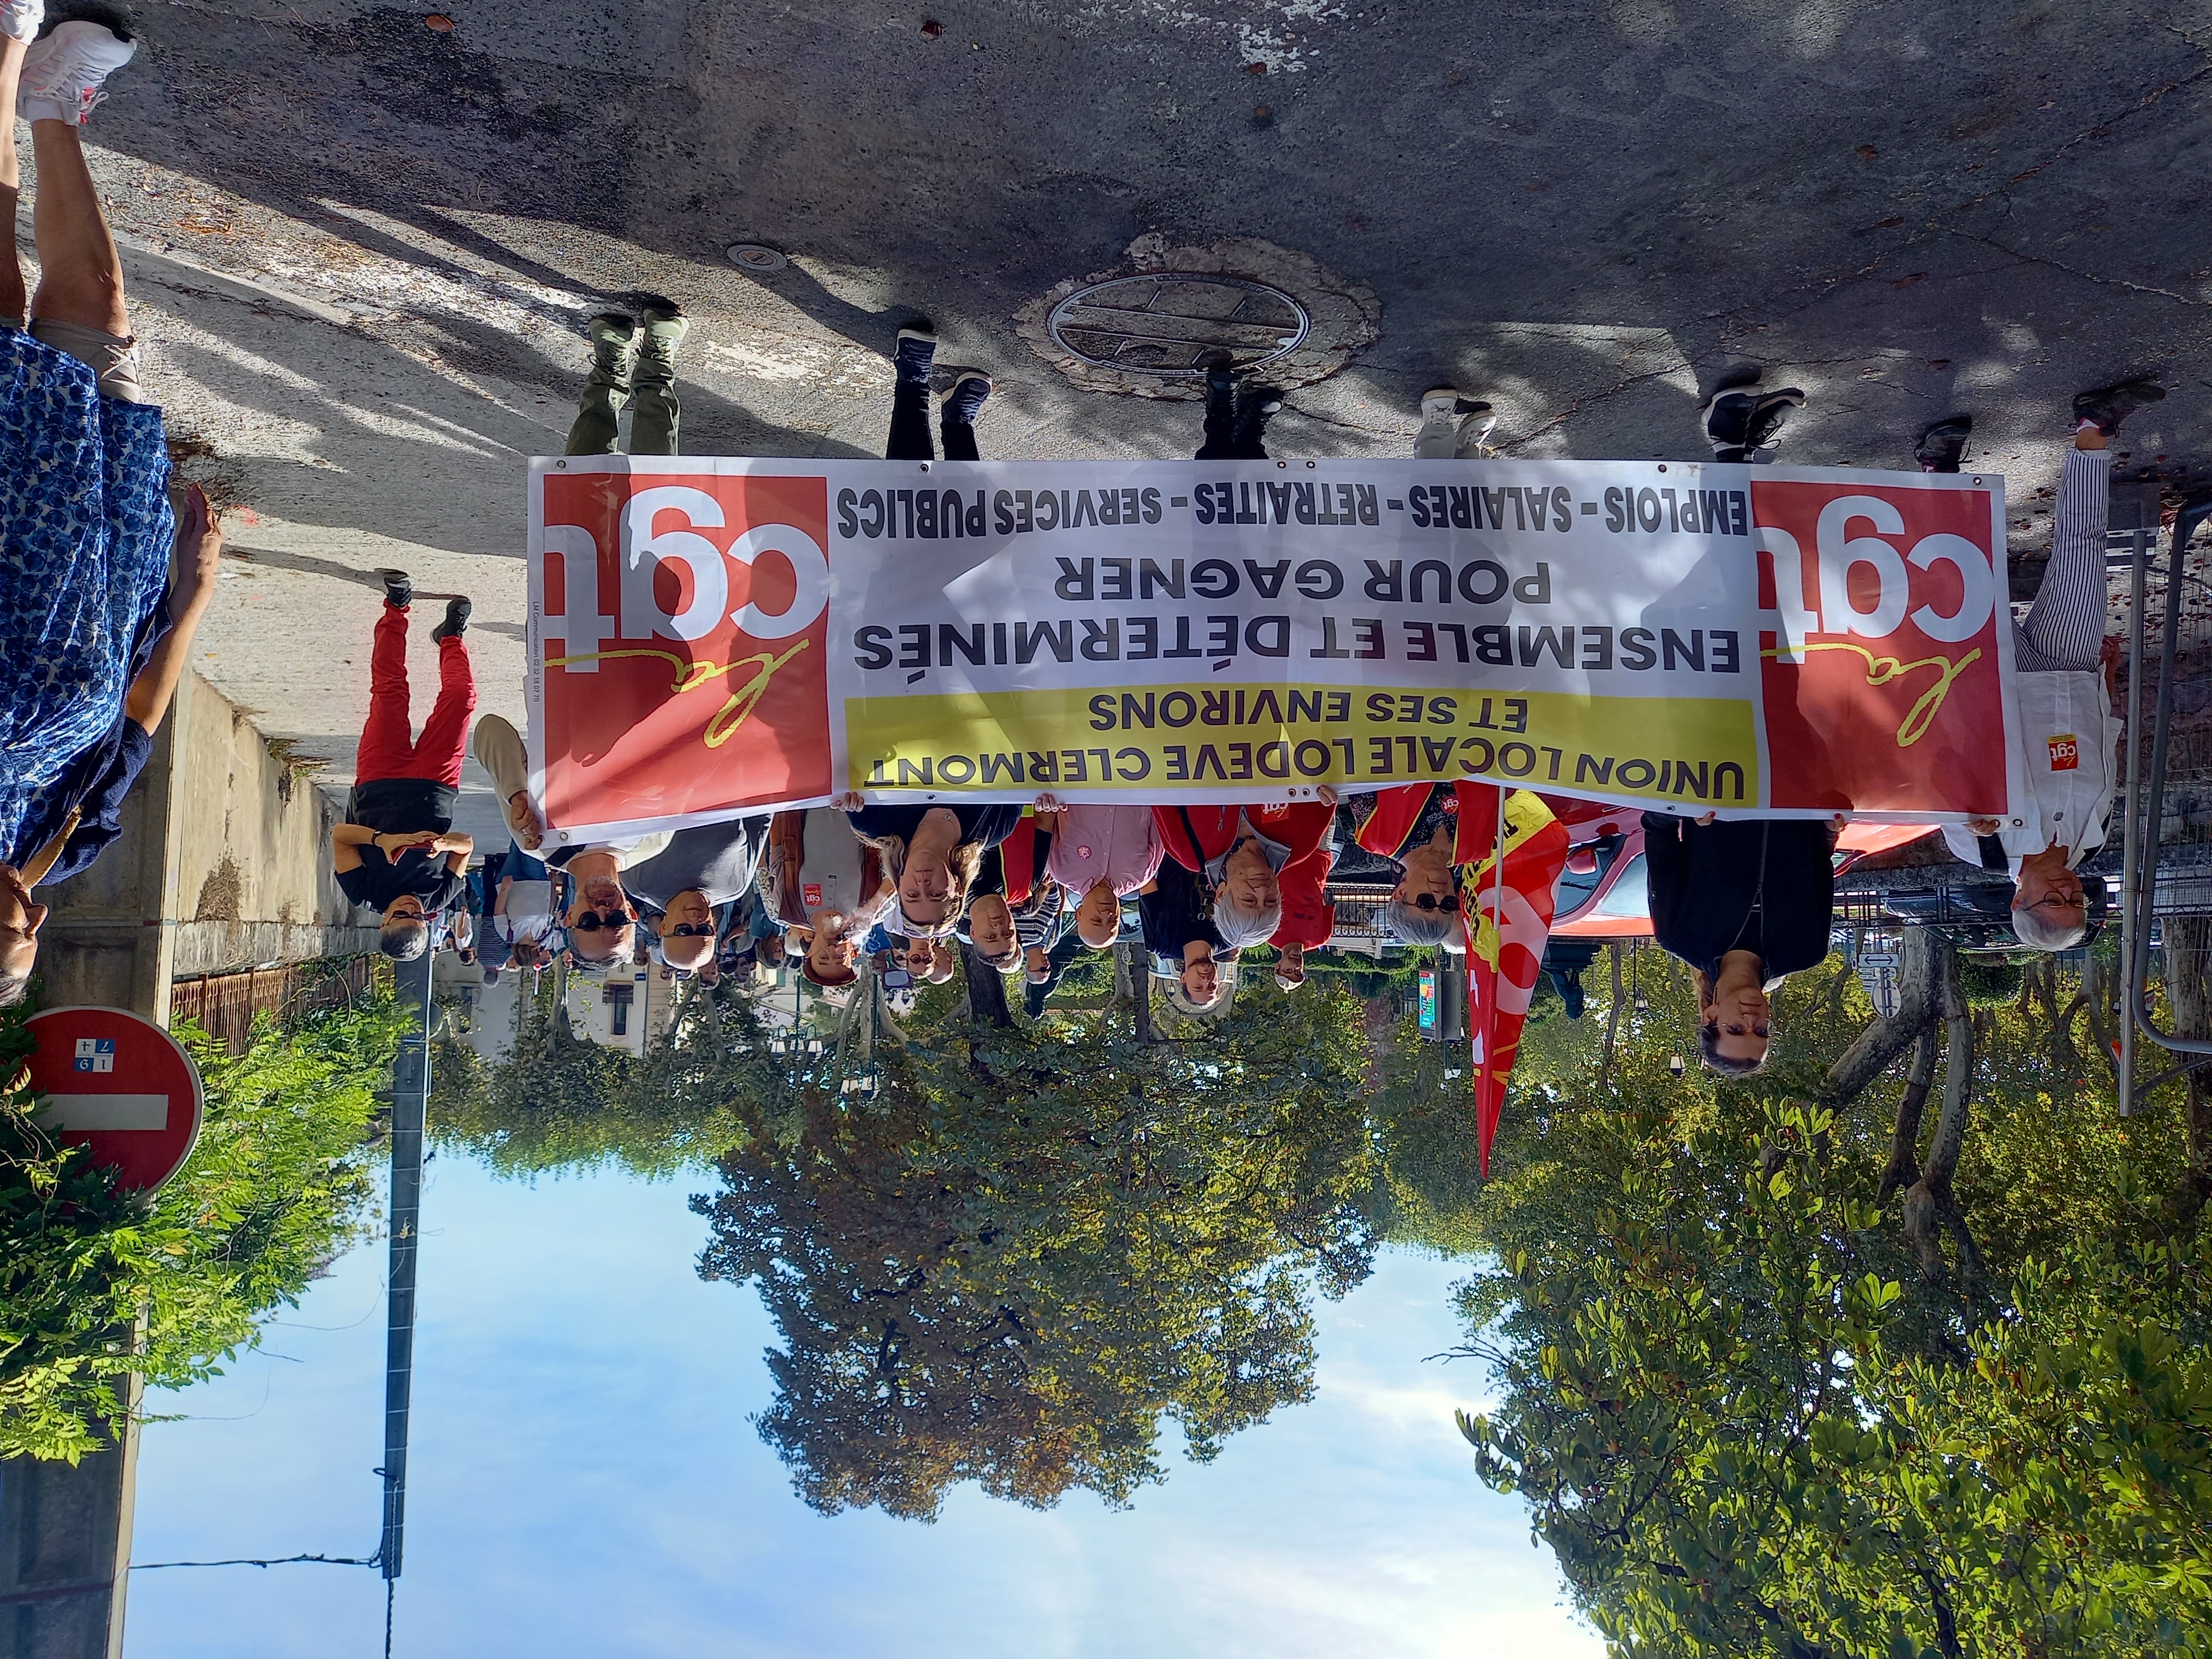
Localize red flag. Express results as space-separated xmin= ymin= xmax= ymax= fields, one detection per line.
xmin=1463 ymin=789 xmax=1571 ymax=1178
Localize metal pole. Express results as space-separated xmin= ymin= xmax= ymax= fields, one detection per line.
xmin=379 ymin=950 xmax=432 ymax=1580
xmin=2119 ymin=523 xmax=2147 ymax=1113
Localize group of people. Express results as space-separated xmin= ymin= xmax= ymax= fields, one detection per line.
xmin=0 ymin=9 xmax=2140 ymax=1081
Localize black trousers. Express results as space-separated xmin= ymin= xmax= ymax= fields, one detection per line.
xmin=1194 ymin=399 xmax=1266 ymax=461
xmin=888 ymin=378 xmax=980 ymax=461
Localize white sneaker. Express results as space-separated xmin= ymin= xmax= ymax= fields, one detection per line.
xmin=18 ymin=19 xmax=135 ymax=127
xmin=1454 ymin=401 xmax=1499 ymax=459
xmin=1 ymin=0 xmax=43 ymax=46
xmin=1415 ymin=387 xmax=1460 ymax=459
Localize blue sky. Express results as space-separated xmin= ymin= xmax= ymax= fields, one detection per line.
xmin=125 ymin=1155 xmax=1601 ymax=1659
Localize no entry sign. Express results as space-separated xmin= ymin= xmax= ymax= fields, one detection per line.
xmin=24 ymin=1006 xmax=205 ymax=1193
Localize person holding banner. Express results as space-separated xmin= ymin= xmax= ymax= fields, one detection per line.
xmin=567 ymin=296 xmax=689 ymax=457
xmin=765 ymin=807 xmax=893 ymax=988
xmin=331 ymin=572 xmax=477 ymax=961
xmin=832 ymin=793 xmax=1021 ymax=940
xmin=1642 ymin=811 xmax=1840 ymax=1075
xmin=959 ymin=846 xmax=1025 ymax=976
xmin=618 ymin=817 xmax=771 ymax=974
xmin=1270 ymin=821 xmax=1342 ymax=989
xmin=1031 ymin=798 xmax=1164 ymax=951
xmin=1934 ymin=379 xmax=2159 ymax=951
xmin=1350 ymin=782 xmax=1474 ymax=952
xmin=885 ymin=322 xmax=992 ymax=463
xmin=1152 ymin=797 xmax=1335 ymax=950
xmin=1136 ymin=857 xmax=1228 ymax=1011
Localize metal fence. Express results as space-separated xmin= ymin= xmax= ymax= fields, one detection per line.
xmin=168 ymin=956 xmax=385 ymax=1053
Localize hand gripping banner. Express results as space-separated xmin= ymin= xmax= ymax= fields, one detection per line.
xmin=525 ymin=457 xmax=2023 ymax=846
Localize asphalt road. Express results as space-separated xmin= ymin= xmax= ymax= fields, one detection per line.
xmin=23 ymin=0 xmax=2212 ymax=825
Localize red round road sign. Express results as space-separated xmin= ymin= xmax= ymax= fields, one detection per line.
xmin=23 ymin=1007 xmax=206 ymax=1193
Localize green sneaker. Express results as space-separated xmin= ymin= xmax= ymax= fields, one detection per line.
xmin=631 ymin=297 xmax=688 ymax=456
xmin=587 ymin=311 xmax=640 ymax=380
xmin=636 ymin=295 xmax=690 ymax=369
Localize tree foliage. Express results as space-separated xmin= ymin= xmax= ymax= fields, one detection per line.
xmin=693 ymin=980 xmax=1380 ymax=1519
xmin=432 ymin=979 xmax=773 ymax=1178
xmin=1446 ymin=941 xmax=2212 ymax=1658
xmin=0 ymin=989 xmax=404 ymax=1461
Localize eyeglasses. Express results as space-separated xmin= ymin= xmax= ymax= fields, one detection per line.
xmin=574 ymin=910 xmax=629 ymax=930
xmin=669 ymin=922 xmax=714 ymax=937
xmin=1411 ymin=893 xmax=1461 ymax=912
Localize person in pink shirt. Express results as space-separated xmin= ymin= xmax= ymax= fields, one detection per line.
xmin=1033 ymin=796 xmax=1164 ymax=948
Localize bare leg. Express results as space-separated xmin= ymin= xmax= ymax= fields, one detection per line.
xmin=0 ymin=39 xmax=27 ymax=323
xmin=27 ymin=118 xmax=127 ymax=336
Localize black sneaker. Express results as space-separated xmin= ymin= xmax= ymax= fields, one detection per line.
xmin=1914 ymin=415 xmax=1973 ymax=473
xmin=1702 ymin=387 xmax=1757 ymax=460
xmin=1235 ymin=384 xmax=1284 ymax=448
xmin=1743 ymin=387 xmax=1806 ymax=455
xmin=894 ymin=323 xmax=937 ymax=386
xmin=378 ymin=568 xmax=413 ymax=610
xmin=942 ymin=369 xmax=992 ymax=428
xmin=1202 ymin=348 xmax=1236 ymax=419
xmin=430 ymin=596 xmax=472 ymax=641
xmin=2073 ymin=377 xmax=2164 ymax=436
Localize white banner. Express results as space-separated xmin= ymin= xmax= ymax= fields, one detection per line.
xmin=526 ymin=457 xmax=2022 ymax=846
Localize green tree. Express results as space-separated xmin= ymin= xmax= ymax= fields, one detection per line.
xmin=435 ymin=978 xmax=788 ymax=1178
xmin=1452 ymin=1085 xmax=2212 ymax=1656
xmin=695 ymin=979 xmax=1379 ymax=1519
xmin=0 ymin=989 xmax=405 ymax=1461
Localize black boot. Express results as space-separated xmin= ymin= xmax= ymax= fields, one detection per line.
xmin=1196 ymin=349 xmax=1238 ymax=459
xmin=1915 ymin=415 xmax=1973 ymax=473
xmin=431 ymin=597 xmax=472 ymax=641
xmin=1233 ymin=384 xmax=1284 ymax=458
xmin=2073 ymin=377 xmax=2164 ymax=436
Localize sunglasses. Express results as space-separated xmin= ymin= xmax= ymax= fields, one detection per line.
xmin=1411 ymin=893 xmax=1461 ymax=912
xmin=574 ymin=910 xmax=629 ymax=931
xmin=668 ymin=922 xmax=714 ymax=937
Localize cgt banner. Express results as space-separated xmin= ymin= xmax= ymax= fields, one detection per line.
xmin=525 ymin=456 xmax=2024 ymax=845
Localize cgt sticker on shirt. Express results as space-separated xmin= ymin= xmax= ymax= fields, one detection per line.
xmin=2047 ymin=733 xmax=2079 ymax=771
xmin=802 ymin=882 xmax=823 ymax=907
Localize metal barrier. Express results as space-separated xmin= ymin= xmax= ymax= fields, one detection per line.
xmin=2120 ymin=493 xmax=2212 ymax=1112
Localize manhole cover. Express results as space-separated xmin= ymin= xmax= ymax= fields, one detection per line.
xmin=1046 ymin=274 xmax=1308 ymax=376
xmin=1017 ymin=235 xmax=1380 ymax=400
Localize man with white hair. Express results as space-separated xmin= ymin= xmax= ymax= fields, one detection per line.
xmin=1934 ymin=379 xmax=2156 ymax=952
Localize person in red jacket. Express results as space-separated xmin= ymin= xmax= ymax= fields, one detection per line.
xmin=1349 ymin=780 xmax=1486 ymax=950
xmin=1151 ymin=795 xmax=1336 ymax=948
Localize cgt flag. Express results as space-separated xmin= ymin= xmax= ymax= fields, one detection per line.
xmin=1462 ymin=787 xmax=1572 ymax=1178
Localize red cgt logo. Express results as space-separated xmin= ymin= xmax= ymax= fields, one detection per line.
xmin=539 ymin=472 xmax=834 ymax=826
xmin=1752 ymin=479 xmax=2008 ymax=815
xmin=2048 ymin=733 xmax=2079 ymax=771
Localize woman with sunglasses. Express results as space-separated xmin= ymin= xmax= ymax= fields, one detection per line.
xmin=618 ymin=816 xmax=772 ymax=974
xmin=1350 ymin=781 xmax=1475 ymax=951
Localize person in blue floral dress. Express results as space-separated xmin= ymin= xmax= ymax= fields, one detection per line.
xmin=1 ymin=9 xmax=220 ymax=1004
